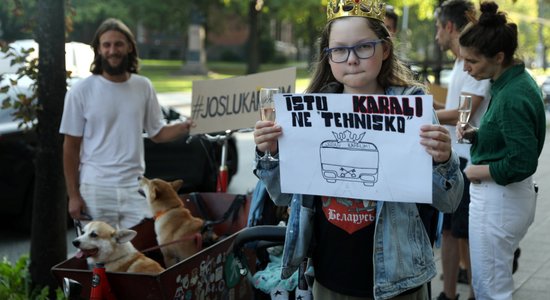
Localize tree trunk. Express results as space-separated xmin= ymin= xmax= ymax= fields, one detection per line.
xmin=29 ymin=0 xmax=67 ymax=296
xmin=433 ymin=0 xmax=445 ymax=85
xmin=246 ymin=0 xmax=260 ymax=74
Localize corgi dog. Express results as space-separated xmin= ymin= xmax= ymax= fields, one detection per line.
xmin=72 ymin=221 xmax=164 ymax=274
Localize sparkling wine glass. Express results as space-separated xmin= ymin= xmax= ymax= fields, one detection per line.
xmin=259 ymin=87 xmax=281 ymax=161
xmin=457 ymin=95 xmax=472 ymax=144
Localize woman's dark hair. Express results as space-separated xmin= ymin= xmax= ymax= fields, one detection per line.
xmin=459 ymin=1 xmax=517 ymax=65
xmin=90 ymin=18 xmax=139 ymax=74
xmin=306 ymin=17 xmax=421 ymax=93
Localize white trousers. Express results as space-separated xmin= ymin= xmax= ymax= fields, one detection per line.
xmin=80 ymin=183 xmax=152 ymax=229
xmin=469 ymin=177 xmax=536 ymax=300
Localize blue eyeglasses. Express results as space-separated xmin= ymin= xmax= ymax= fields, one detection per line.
xmin=324 ymin=39 xmax=384 ymax=63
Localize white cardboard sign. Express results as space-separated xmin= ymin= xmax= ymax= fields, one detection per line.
xmin=275 ymin=93 xmax=433 ymax=203
xmin=190 ymin=67 xmax=296 ymax=134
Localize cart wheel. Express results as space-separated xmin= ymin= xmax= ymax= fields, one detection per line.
xmin=63 ymin=277 xmax=82 ymax=300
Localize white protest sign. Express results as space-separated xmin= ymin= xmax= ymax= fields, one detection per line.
xmin=275 ymin=93 xmax=433 ymax=203
xmin=190 ymin=67 xmax=296 ymax=134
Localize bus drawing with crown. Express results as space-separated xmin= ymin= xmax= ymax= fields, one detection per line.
xmin=319 ymin=131 xmax=379 ymax=186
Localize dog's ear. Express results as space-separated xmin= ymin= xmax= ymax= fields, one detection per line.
xmin=115 ymin=229 xmax=138 ymax=244
xmin=150 ymin=184 xmax=158 ymax=199
xmin=171 ymin=179 xmax=183 ymax=192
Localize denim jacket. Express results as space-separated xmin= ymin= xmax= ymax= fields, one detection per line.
xmin=254 ymin=86 xmax=463 ymax=299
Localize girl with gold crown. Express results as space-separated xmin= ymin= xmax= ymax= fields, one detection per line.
xmin=253 ymin=0 xmax=463 ymax=299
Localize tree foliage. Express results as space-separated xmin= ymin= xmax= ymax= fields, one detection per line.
xmin=3 ymin=0 xmax=549 ymax=69
xmin=385 ymin=0 xmax=549 ymax=67
xmin=0 ymin=255 xmax=64 ymax=300
xmin=68 ymin=0 xmax=197 ymax=39
xmin=0 ymin=0 xmax=35 ymax=42
xmin=0 ymin=45 xmax=39 ymax=128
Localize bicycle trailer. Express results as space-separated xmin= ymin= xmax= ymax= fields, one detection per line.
xmin=51 ymin=192 xmax=261 ymax=299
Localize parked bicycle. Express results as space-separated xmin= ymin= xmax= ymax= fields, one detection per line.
xmin=196 ymin=128 xmax=253 ymax=193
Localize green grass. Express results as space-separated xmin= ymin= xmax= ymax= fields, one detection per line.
xmin=139 ymin=60 xmax=312 ymax=93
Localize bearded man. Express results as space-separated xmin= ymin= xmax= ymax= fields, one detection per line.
xmin=60 ymin=18 xmax=192 ymax=229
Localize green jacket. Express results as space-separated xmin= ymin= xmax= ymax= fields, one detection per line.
xmin=471 ymin=63 xmax=546 ymax=185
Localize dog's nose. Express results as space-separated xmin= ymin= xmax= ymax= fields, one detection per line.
xmin=72 ymin=240 xmax=80 ymax=247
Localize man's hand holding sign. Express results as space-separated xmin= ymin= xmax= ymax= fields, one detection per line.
xmin=255 ymin=93 xmax=452 ymax=204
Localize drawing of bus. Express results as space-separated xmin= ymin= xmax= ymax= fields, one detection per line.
xmin=319 ymin=134 xmax=379 ymax=187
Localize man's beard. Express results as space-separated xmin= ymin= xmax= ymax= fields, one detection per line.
xmin=101 ymin=55 xmax=130 ymax=75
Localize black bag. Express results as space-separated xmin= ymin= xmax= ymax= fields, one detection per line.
xmin=143 ymin=107 xmax=238 ymax=193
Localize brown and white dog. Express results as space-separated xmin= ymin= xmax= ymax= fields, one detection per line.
xmin=138 ymin=176 xmax=205 ymax=268
xmin=72 ymin=221 xmax=164 ymax=274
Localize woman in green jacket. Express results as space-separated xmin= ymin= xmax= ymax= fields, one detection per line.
xmin=457 ymin=2 xmax=546 ymax=299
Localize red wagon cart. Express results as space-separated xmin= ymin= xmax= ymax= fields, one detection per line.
xmin=51 ymin=192 xmax=285 ymax=300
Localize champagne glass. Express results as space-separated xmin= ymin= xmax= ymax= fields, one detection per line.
xmin=457 ymin=95 xmax=472 ymax=144
xmin=259 ymin=87 xmax=281 ymax=161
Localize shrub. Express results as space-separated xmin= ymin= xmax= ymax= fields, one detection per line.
xmin=0 ymin=255 xmax=64 ymax=300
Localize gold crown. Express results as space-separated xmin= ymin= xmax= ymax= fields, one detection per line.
xmin=327 ymin=0 xmax=386 ymax=23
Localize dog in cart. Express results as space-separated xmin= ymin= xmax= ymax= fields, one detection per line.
xmin=54 ymin=190 xmax=265 ymax=299
xmin=72 ymin=220 xmax=164 ymax=274
xmin=138 ymin=176 xmax=214 ymax=268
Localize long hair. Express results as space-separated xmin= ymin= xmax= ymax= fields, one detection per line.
xmin=305 ymin=17 xmax=422 ymax=93
xmin=90 ymin=18 xmax=139 ymax=74
xmin=459 ymin=1 xmax=517 ymax=66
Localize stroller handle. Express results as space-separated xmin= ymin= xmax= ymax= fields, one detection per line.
xmin=230 ymin=225 xmax=286 ymax=276
xmin=231 ymin=225 xmax=286 ymax=252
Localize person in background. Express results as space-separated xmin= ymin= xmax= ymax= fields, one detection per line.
xmin=458 ymin=2 xmax=546 ymax=299
xmin=254 ymin=0 xmax=464 ymax=299
xmin=434 ymin=1 xmax=490 ymax=299
xmin=384 ymin=5 xmax=428 ymax=84
xmin=384 ymin=4 xmax=398 ymax=37
xmin=60 ymin=18 xmax=192 ymax=229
